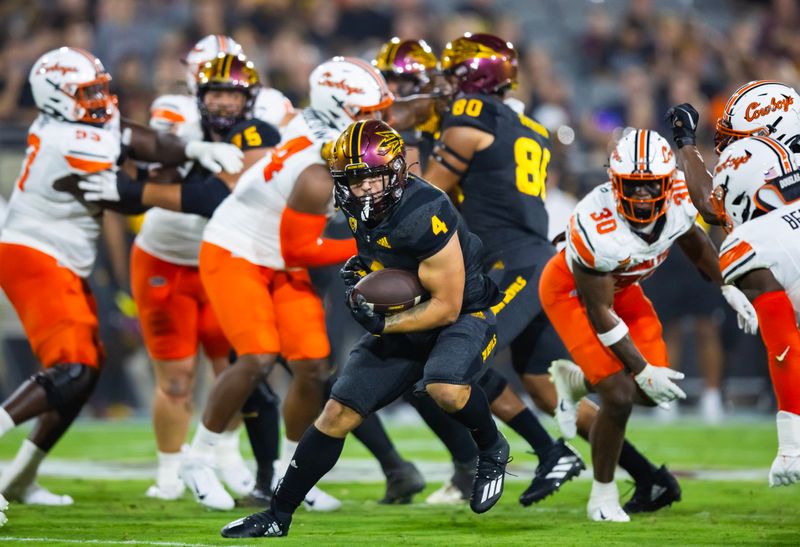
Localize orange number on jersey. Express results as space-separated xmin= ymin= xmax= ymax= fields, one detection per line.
xmin=590 ymin=208 xmax=617 ymax=234
xmin=263 ymin=136 xmax=313 ymax=182
xmin=75 ymin=129 xmax=101 ymax=142
xmin=15 ymin=133 xmax=41 ymax=191
xmin=672 ymin=191 xmax=689 ymax=205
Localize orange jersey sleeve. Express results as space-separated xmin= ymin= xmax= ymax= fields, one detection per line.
xmin=280 ymin=207 xmax=357 ymax=268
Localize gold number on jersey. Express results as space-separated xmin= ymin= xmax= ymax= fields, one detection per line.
xmin=244 ymin=125 xmax=262 ymax=147
xmin=15 ymin=133 xmax=41 ymax=191
xmin=452 ymin=98 xmax=483 ymax=117
xmin=431 ymin=214 xmax=449 ymax=235
xmin=514 ymin=137 xmax=549 ymax=199
xmin=590 ymin=208 xmax=617 ymax=234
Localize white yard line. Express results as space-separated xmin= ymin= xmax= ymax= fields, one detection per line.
xmin=0 ymin=538 xmax=220 ymax=547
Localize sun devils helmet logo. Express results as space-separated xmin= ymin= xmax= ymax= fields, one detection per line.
xmin=376 ymin=130 xmax=404 ymax=157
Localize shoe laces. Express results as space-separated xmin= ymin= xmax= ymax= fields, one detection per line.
xmin=477 ymin=454 xmax=515 ymax=479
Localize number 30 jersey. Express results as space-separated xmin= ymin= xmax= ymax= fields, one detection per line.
xmin=439 ymin=94 xmax=551 ymax=256
xmin=565 ymin=177 xmax=696 ymax=290
xmin=1 ymin=113 xmax=121 ymax=277
xmin=203 ymin=109 xmax=339 ymax=270
xmin=719 ymin=203 xmax=800 ymax=320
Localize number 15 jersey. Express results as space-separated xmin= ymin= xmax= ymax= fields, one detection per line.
xmin=439 ymin=94 xmax=551 ymax=256
xmin=565 ymin=177 xmax=696 ymax=290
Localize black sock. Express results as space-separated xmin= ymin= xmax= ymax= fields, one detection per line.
xmin=242 ymin=383 xmax=281 ymax=490
xmin=352 ymin=412 xmax=405 ymax=474
xmin=618 ymin=440 xmax=657 ymax=484
xmin=507 ymin=408 xmax=553 ymax=455
xmin=404 ymin=390 xmax=478 ymax=464
xmin=273 ymin=426 xmax=345 ymax=515
xmin=448 ymin=386 xmax=498 ymax=451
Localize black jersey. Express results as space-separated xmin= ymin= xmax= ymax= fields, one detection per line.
xmin=439 ymin=94 xmax=551 ymax=260
xmin=344 ymin=175 xmax=500 ymax=313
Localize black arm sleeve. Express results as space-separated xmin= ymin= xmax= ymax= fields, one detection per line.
xmin=179 ymin=175 xmax=231 ymax=218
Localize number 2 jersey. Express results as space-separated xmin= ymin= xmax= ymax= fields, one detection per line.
xmin=439 ymin=93 xmax=551 ymax=259
xmin=0 ymin=113 xmax=121 ymax=277
xmin=202 ymin=108 xmax=340 ymax=270
xmin=135 ymin=88 xmax=289 ymax=266
xmin=565 ymin=176 xmax=697 ymax=289
xmin=719 ymin=203 xmax=800 ymax=321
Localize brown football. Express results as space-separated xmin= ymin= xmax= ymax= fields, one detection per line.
xmin=352 ymin=268 xmax=428 ymax=315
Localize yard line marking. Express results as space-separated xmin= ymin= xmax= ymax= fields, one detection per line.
xmin=0 ymin=538 xmax=220 ymax=547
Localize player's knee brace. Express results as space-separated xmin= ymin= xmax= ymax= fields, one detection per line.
xmin=33 ymin=363 xmax=99 ymax=412
xmin=477 ymin=369 xmax=508 ymax=404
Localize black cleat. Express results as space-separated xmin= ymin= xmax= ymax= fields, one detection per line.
xmin=220 ymin=507 xmax=291 ymax=538
xmin=623 ymin=465 xmax=682 ymax=514
xmin=519 ymin=439 xmax=585 ymax=506
xmin=379 ymin=461 xmax=426 ymax=504
xmin=236 ymin=485 xmax=273 ymax=508
xmin=470 ymin=433 xmax=510 ymax=514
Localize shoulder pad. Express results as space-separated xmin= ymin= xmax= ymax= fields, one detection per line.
xmin=253 ymin=88 xmax=294 ymax=128
xmin=670 ymin=174 xmax=698 ymax=219
xmin=441 ymin=94 xmax=498 ymax=134
xmin=566 ymin=187 xmax=629 ymax=272
xmin=149 ymin=95 xmax=199 ymax=130
xmin=60 ymin=125 xmax=119 ymax=174
xmin=396 ymin=181 xmax=459 ymax=261
xmin=226 ymin=119 xmax=281 ymax=151
xmin=718 ymin=231 xmax=765 ymax=284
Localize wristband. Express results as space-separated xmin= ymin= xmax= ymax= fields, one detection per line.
xmin=597 ymin=320 xmax=629 ymax=346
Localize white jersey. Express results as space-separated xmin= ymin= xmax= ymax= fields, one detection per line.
xmin=565 ymin=176 xmax=697 ymax=290
xmin=1 ymin=113 xmax=120 ymax=277
xmin=135 ymin=88 xmax=293 ymax=266
xmin=720 ymin=203 xmax=800 ymax=321
xmin=203 ymin=108 xmax=339 ymax=269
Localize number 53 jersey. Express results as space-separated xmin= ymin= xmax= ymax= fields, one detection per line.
xmin=565 ymin=177 xmax=696 ymax=289
xmin=439 ymin=94 xmax=551 ymax=255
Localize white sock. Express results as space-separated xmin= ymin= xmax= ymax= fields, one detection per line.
xmin=219 ymin=427 xmax=241 ymax=451
xmin=777 ymin=411 xmax=800 ymax=454
xmin=590 ymin=479 xmax=618 ymax=502
xmin=0 ymin=439 xmax=45 ymax=494
xmin=156 ymin=451 xmax=183 ymax=484
xmin=188 ymin=423 xmax=222 ymax=460
xmin=0 ymin=409 xmax=15 ymax=437
xmin=281 ymin=438 xmax=298 ymax=464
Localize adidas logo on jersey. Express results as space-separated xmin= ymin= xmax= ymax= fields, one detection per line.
xmin=377 ymin=236 xmax=391 ymax=248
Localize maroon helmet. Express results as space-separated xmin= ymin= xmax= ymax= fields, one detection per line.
xmin=440 ymin=33 xmax=517 ymax=95
xmin=330 ymin=120 xmax=407 ymax=226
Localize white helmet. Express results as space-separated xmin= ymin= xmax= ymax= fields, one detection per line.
xmin=711 ymin=136 xmax=799 ymax=230
xmin=714 ymin=80 xmax=800 ymax=154
xmin=184 ymin=34 xmax=242 ymax=93
xmin=309 ymin=57 xmax=394 ymax=131
xmin=608 ymin=129 xmax=677 ymax=224
xmin=29 ymin=47 xmax=116 ymax=124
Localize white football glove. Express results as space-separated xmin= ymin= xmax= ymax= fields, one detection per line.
xmin=634 ymin=364 xmax=686 ymax=408
xmin=78 ymin=170 xmax=120 ymax=202
xmin=721 ymin=284 xmax=758 ymax=335
xmin=185 ymin=141 xmax=243 ymax=174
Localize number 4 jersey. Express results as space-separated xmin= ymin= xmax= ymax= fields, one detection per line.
xmin=439 ymin=93 xmax=551 ymax=256
xmin=565 ymin=176 xmax=697 ymax=289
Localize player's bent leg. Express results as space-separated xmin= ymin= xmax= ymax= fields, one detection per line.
xmin=221 ymin=399 xmax=362 ymax=538
xmin=237 ymin=381 xmax=281 ymax=507
xmin=284 ymin=359 xmax=329 ymax=440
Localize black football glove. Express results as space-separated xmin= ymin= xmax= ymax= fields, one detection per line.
xmin=664 ymin=103 xmax=700 ymax=149
xmin=341 ymin=255 xmax=368 ymax=297
xmin=349 ymin=292 xmax=386 ymax=334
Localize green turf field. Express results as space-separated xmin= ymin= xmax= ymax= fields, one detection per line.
xmin=0 ymin=417 xmax=798 ymax=546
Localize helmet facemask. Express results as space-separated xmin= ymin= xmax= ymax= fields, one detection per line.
xmin=334 ymin=157 xmax=407 ymax=228
xmin=611 ymin=171 xmax=674 ymax=225
xmin=65 ymin=73 xmax=116 ymax=124
xmin=713 ymin=117 xmax=771 ymax=155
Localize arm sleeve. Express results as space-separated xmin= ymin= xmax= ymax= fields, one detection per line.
xmin=179 ymin=175 xmax=231 ymax=218
xmin=280 ymin=207 xmax=357 ymax=267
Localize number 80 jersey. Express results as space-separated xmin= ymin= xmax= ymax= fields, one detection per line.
xmin=439 ymin=94 xmax=551 ymax=255
xmin=564 ymin=177 xmax=696 ymax=290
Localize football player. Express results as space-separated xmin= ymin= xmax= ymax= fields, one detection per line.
xmin=221 ymin=119 xmax=510 ymax=538
xmin=424 ymin=33 xmax=676 ymax=510
xmin=710 ymin=137 xmax=800 ymax=486
xmin=541 ymin=129 xmax=757 ymax=521
xmin=665 ymin=81 xmax=800 ymax=227
xmin=0 ymin=47 xmax=240 ymax=509
xmin=133 ymin=41 xmax=284 ymax=503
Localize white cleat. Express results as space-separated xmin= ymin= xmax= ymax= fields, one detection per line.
xmin=216 ymin=452 xmax=255 ymax=497
xmin=145 ymin=480 xmax=186 ymax=500
xmin=699 ymin=389 xmax=724 ymax=425
xmin=425 ymin=481 xmax=467 ymax=505
xmin=0 ymin=494 xmax=7 ymax=527
xmin=549 ymin=359 xmax=588 ymax=439
xmin=770 ymin=411 xmax=800 ymax=487
xmin=13 ymin=483 xmax=73 ymax=506
xmin=180 ymin=457 xmax=234 ymax=510
xmin=302 ymin=485 xmax=342 ymax=512
xmin=587 ymin=499 xmax=631 ymax=522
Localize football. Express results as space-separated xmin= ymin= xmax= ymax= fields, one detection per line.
xmin=352 ymin=268 xmax=428 ymax=315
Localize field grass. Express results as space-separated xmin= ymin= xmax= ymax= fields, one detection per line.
xmin=0 ymin=417 xmax=798 ymax=546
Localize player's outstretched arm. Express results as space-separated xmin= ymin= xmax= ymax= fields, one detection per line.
xmin=665 ymin=103 xmax=720 ymax=224
xmin=280 ymin=163 xmax=356 ymax=268
xmin=382 ymin=233 xmax=465 ymax=334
